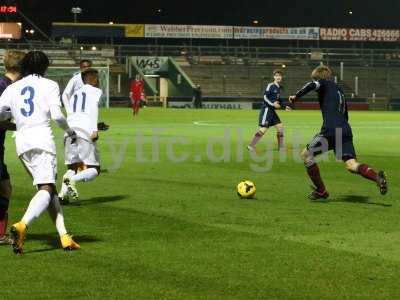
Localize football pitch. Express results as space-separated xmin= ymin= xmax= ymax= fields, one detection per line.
xmin=1 ymin=107 xmax=399 ymax=299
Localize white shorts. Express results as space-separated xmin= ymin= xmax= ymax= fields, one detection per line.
xmin=64 ymin=137 xmax=100 ymax=166
xmin=20 ymin=149 xmax=57 ymax=186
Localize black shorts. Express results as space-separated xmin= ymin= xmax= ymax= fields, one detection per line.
xmin=307 ymin=133 xmax=356 ymax=162
xmin=0 ymin=160 xmax=9 ymax=181
xmin=259 ymin=106 xmax=281 ymax=128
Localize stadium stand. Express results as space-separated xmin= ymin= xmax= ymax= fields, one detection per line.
xmin=179 ymin=57 xmax=400 ymax=100
xmin=180 ymin=64 xmax=317 ymax=98
xmin=1 ymin=42 xmax=400 ymax=107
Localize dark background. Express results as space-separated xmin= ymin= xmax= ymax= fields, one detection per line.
xmin=1 ymin=0 xmax=399 ymax=32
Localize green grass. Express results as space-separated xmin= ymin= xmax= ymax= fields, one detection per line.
xmin=1 ymin=108 xmax=399 ymax=299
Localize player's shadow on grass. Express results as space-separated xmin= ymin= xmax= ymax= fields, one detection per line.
xmin=69 ymin=194 xmax=129 ymax=206
xmin=24 ymin=234 xmax=101 ymax=254
xmin=329 ymin=195 xmax=392 ymax=207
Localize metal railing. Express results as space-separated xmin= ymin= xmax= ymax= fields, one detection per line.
xmin=114 ymin=44 xmax=400 ymax=67
xmin=2 ymin=41 xmax=400 ymax=67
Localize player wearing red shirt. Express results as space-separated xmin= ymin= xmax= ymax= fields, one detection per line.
xmin=129 ymin=76 xmax=146 ymax=116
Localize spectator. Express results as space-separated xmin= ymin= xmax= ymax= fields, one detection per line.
xmin=192 ymin=85 xmax=202 ymax=109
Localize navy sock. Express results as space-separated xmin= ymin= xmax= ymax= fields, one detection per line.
xmin=0 ymin=196 xmax=9 ymax=220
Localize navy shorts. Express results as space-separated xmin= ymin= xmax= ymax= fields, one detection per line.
xmin=259 ymin=106 xmax=281 ymax=128
xmin=307 ymin=133 xmax=356 ymax=162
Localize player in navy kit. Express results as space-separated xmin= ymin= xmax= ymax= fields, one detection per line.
xmin=289 ymin=65 xmax=387 ymax=200
xmin=248 ymin=70 xmax=291 ymax=151
xmin=0 ymin=50 xmax=25 ymax=244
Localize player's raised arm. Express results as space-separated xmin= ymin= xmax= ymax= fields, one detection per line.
xmin=61 ymin=77 xmax=75 ymax=113
xmin=289 ymin=80 xmax=321 ymax=103
xmin=297 ymin=81 xmax=321 ymax=98
xmin=48 ymin=83 xmax=76 ymax=139
xmin=50 ymin=105 xmax=68 ymax=130
xmin=50 ymin=105 xmax=77 ymax=142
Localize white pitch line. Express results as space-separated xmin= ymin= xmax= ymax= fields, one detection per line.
xmin=192 ymin=121 xmax=399 ymax=130
xmin=193 ymin=121 xmax=234 ymax=126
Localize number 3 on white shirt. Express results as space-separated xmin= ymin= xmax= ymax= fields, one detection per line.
xmin=21 ymin=86 xmax=35 ymax=117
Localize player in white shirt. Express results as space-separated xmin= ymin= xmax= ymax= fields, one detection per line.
xmin=59 ymin=69 xmax=102 ymax=203
xmin=61 ymin=59 xmax=92 ymax=112
xmin=0 ymin=51 xmax=80 ymax=254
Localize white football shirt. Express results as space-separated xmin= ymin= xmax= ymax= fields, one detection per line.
xmin=66 ymin=84 xmax=101 ymax=140
xmin=62 ymin=72 xmax=83 ymax=113
xmin=0 ymin=75 xmax=61 ymax=156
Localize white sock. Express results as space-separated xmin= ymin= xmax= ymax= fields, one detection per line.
xmin=60 ymin=182 xmax=68 ymax=196
xmin=22 ymin=190 xmax=51 ymax=226
xmin=60 ymin=170 xmax=76 ymax=196
xmin=71 ymin=168 xmax=98 ymax=183
xmin=65 ymin=169 xmax=76 ymax=177
xmin=47 ymin=195 xmax=67 ymax=236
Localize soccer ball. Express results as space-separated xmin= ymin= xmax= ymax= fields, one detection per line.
xmin=237 ymin=180 xmax=256 ymax=199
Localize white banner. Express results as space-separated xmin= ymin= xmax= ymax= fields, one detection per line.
xmin=145 ymin=24 xmax=233 ymax=39
xmin=320 ymin=28 xmax=400 ymax=42
xmin=234 ymin=26 xmax=319 ymax=40
xmin=234 ymin=27 xmax=264 ymax=39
